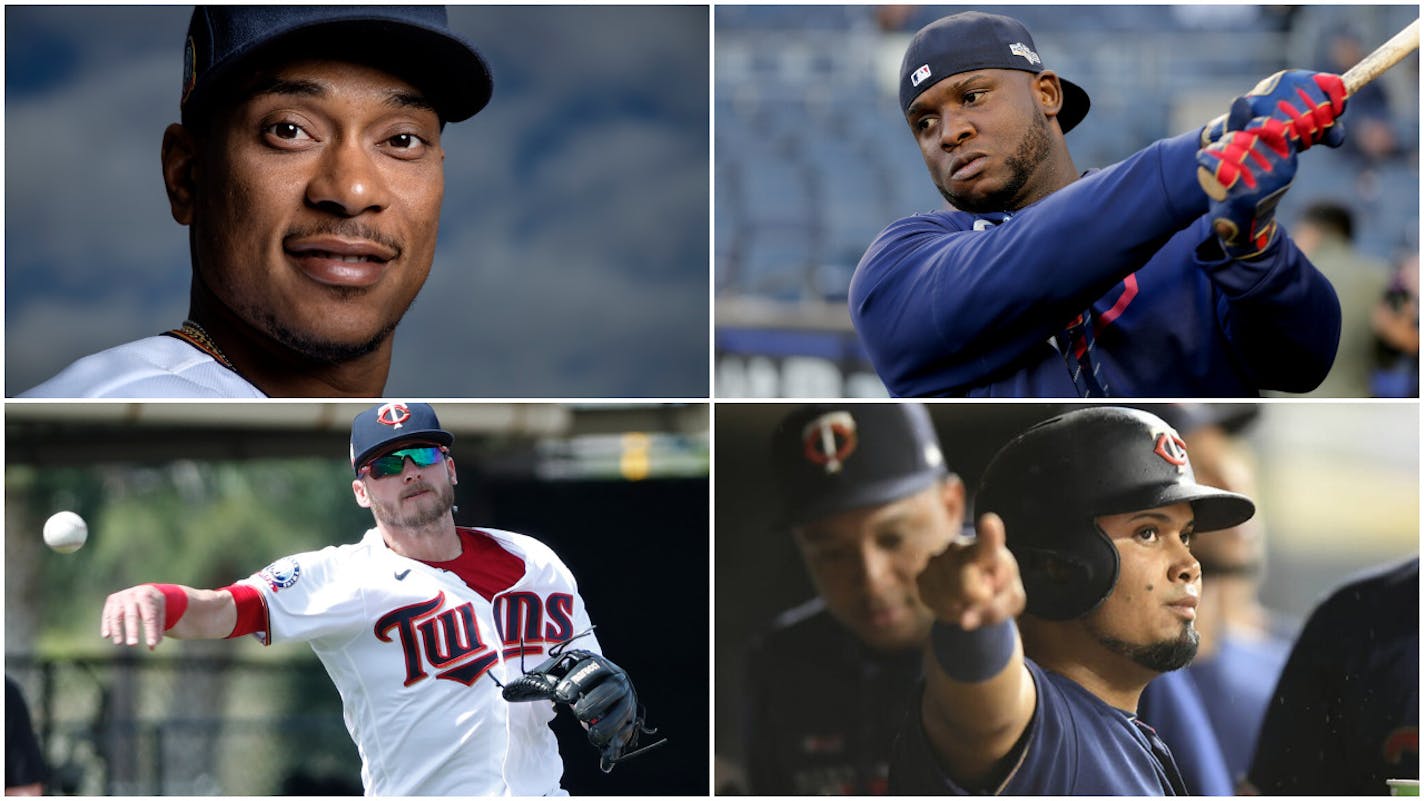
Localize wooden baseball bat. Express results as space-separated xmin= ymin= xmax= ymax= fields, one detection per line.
xmin=1197 ymin=18 xmax=1420 ymax=201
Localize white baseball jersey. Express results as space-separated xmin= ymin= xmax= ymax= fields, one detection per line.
xmin=238 ymin=526 xmax=598 ymax=796
xmin=19 ymin=336 xmax=265 ymax=398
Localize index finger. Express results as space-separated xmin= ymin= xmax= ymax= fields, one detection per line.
xmin=972 ymin=512 xmax=1007 ymax=560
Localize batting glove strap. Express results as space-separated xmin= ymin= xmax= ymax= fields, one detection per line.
xmin=1203 ymin=70 xmax=1347 ymax=150
xmin=1196 ymin=113 xmax=1298 ymax=261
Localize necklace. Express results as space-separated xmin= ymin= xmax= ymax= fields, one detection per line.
xmin=165 ymin=319 xmax=237 ymax=371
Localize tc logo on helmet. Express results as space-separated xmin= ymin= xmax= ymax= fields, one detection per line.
xmin=802 ymin=411 xmax=857 ymax=474
xmin=377 ymin=402 xmax=411 ymax=429
xmin=1154 ymin=432 xmax=1189 ymax=469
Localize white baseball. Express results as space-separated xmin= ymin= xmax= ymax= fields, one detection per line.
xmin=43 ymin=511 xmax=88 ymax=553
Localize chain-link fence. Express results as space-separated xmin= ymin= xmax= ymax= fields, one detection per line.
xmin=7 ymin=653 xmax=361 ymax=795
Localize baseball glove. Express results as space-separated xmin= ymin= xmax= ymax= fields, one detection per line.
xmin=502 ymin=649 xmax=665 ymax=772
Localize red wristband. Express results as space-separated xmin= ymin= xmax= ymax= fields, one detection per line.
xmin=148 ymin=584 xmax=189 ymax=631
xmin=221 ymin=583 xmax=266 ymax=639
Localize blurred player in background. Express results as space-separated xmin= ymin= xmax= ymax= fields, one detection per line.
xmin=98 ymin=402 xmax=651 ymax=795
xmin=851 ymin=11 xmax=1345 ymax=397
xmin=1137 ymin=404 xmax=1292 ymax=791
xmin=5 ymin=676 xmax=48 ymax=795
xmin=892 ymin=407 xmax=1256 ymax=793
xmin=1248 ymin=556 xmax=1419 ymax=794
xmin=23 ymin=6 xmax=492 ymax=398
xmin=741 ymin=404 xmax=965 ymax=794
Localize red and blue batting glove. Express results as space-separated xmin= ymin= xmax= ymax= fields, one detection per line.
xmin=1202 ymin=69 xmax=1347 ymax=151
xmin=1197 ymin=102 xmax=1298 ymax=261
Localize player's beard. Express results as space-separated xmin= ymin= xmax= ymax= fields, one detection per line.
xmin=940 ymin=109 xmax=1054 ymax=214
xmin=246 ymin=299 xmax=404 ymax=364
xmin=1085 ymin=617 xmax=1201 ymax=673
xmin=369 ymin=481 xmax=456 ymax=530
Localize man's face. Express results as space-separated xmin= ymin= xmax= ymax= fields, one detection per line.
xmin=1081 ymin=502 xmax=1201 ymax=673
xmin=793 ymin=480 xmax=964 ymax=652
xmin=353 ymin=442 xmax=457 ymax=529
xmin=1180 ymin=427 xmax=1265 ymax=575
xmin=188 ymin=58 xmax=445 ymax=362
xmin=905 ymin=69 xmax=1057 ymax=213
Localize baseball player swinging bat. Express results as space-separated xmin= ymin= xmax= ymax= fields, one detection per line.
xmin=1197 ymin=18 xmax=1420 ymax=201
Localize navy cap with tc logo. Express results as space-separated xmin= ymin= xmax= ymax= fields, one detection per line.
xmin=771 ymin=404 xmax=951 ymax=527
xmin=350 ymin=402 xmax=455 ymax=474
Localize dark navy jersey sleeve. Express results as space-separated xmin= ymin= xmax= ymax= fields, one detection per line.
xmin=850 ymin=129 xmax=1340 ymax=397
xmin=5 ymin=677 xmax=47 ymax=789
xmin=890 ymin=659 xmax=1182 ymax=794
xmin=1248 ymin=558 xmax=1419 ymax=795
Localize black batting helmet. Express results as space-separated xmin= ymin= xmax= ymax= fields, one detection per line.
xmin=976 ymin=406 xmax=1255 ymax=620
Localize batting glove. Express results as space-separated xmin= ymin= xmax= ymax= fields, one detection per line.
xmin=1202 ymin=69 xmax=1347 ymax=151
xmin=1196 ymin=103 xmax=1297 ymax=261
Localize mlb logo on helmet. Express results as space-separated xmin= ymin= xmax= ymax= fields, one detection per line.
xmin=911 ymin=64 xmax=933 ymax=87
xmin=802 ymin=411 xmax=857 ymax=474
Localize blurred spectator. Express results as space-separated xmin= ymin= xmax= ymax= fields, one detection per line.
xmin=1286 ymin=201 xmax=1391 ymax=397
xmin=5 ymin=676 xmax=47 ymax=795
xmin=1248 ymin=557 xmax=1419 ymax=794
xmin=1321 ymin=30 xmax=1399 ymax=164
xmin=1371 ymin=253 xmax=1419 ymax=397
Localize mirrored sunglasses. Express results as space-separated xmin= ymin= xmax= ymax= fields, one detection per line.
xmin=361 ymin=446 xmax=446 ymax=479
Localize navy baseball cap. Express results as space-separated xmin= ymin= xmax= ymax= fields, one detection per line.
xmin=351 ymin=402 xmax=455 ymax=474
xmin=182 ymin=6 xmax=493 ymax=125
xmin=900 ymin=11 xmax=1091 ymax=134
xmin=772 ymin=404 xmax=951 ymax=527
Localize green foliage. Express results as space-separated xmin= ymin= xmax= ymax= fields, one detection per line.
xmin=8 ymin=458 xmax=373 ymax=655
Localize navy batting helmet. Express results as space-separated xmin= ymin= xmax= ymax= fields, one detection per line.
xmin=975 ymin=406 xmax=1255 ymax=620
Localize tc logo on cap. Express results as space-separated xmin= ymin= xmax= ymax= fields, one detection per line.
xmin=911 ymin=64 xmax=932 ymax=87
xmin=377 ymin=402 xmax=412 ymax=429
xmin=1009 ymin=42 xmax=1041 ymax=65
xmin=1154 ymin=432 xmax=1189 ymax=470
xmin=802 ymin=411 xmax=857 ymax=474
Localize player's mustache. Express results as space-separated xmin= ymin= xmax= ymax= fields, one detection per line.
xmin=400 ymin=481 xmax=433 ymax=500
xmin=284 ymin=221 xmax=404 ymax=259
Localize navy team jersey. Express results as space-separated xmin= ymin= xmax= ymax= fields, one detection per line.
xmin=1249 ymin=558 xmax=1419 ymax=794
xmin=850 ymin=130 xmax=1341 ymax=397
xmin=742 ymin=599 xmax=921 ymax=794
xmin=891 ymin=659 xmax=1186 ymax=794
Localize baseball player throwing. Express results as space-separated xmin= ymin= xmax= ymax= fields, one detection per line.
xmin=851 ymin=11 xmax=1345 ymax=397
xmin=99 ymin=402 xmax=657 ymax=795
xmin=891 ymin=406 xmax=1255 ymax=793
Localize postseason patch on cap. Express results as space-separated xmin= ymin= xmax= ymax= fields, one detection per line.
xmin=911 ymin=63 xmax=933 ymax=87
xmin=1008 ymin=42 xmax=1041 ymax=65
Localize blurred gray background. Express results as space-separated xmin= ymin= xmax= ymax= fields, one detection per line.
xmin=6 ymin=5 xmax=710 ymax=397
